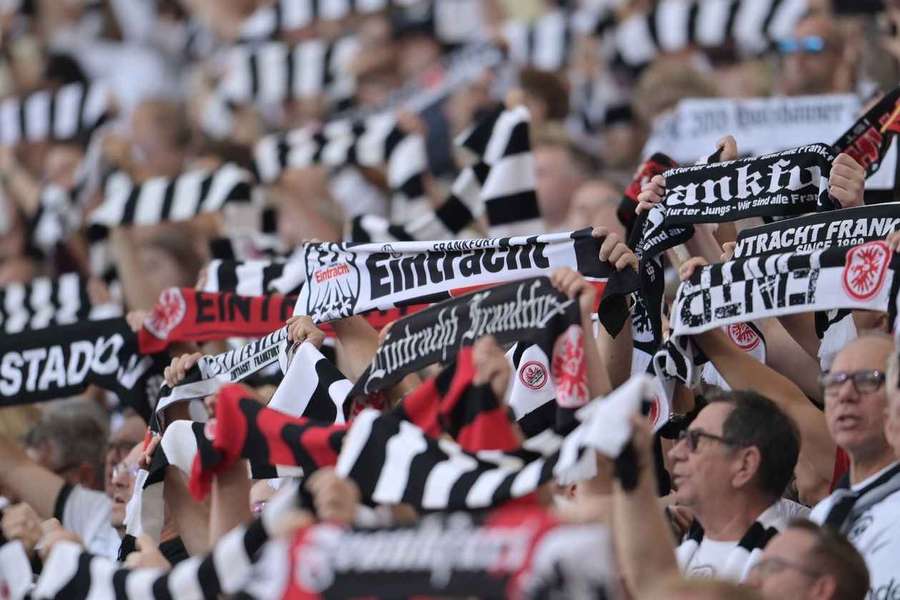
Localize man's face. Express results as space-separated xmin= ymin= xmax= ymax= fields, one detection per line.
xmin=667 ymin=403 xmax=738 ymax=508
xmin=110 ymin=443 xmax=142 ymax=530
xmin=824 ymin=338 xmax=892 ymax=460
xmin=746 ymin=528 xmax=824 ymax=600
xmin=566 ymin=181 xmax=624 ymax=235
xmin=105 ymin=416 xmax=146 ymax=497
xmin=780 ymin=16 xmax=841 ymax=96
xmin=535 ymin=146 xmax=581 ymax=229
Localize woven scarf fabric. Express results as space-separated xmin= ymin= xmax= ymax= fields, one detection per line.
xmin=216 ymin=36 xmax=359 ymax=106
xmin=676 ymin=518 xmax=779 ymax=582
xmin=293 ymin=228 xmax=639 ymax=323
xmin=0 ymin=318 xmax=166 ymax=419
xmin=88 ymin=163 xmax=255 ymax=232
xmin=734 ymin=203 xmax=900 ymax=258
xmin=830 ymin=85 xmax=900 ymax=185
xmin=0 ymin=82 xmax=111 ymax=146
xmin=350 ymin=277 xmax=583 ymax=397
xmin=136 ymin=287 xmax=296 ymax=354
xmin=0 ymin=272 xmax=120 ymax=334
xmin=253 ymin=113 xmax=429 ymax=224
xmin=657 ymin=241 xmax=900 ymax=387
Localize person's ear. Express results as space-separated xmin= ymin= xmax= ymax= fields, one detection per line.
xmin=731 ymin=446 xmax=762 ymax=490
xmin=809 ymin=573 xmax=837 ymax=600
xmin=75 ymin=463 xmax=96 ymax=488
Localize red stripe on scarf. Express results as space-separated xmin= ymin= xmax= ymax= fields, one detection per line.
xmin=139 ymin=288 xmax=295 ymax=353
xmin=189 ymin=383 xmax=348 ymax=499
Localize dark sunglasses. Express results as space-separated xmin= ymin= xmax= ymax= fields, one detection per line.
xmin=820 ymin=370 xmax=885 ymax=395
xmin=678 ymin=428 xmax=736 ymax=452
xmin=778 ymin=35 xmax=827 ymax=54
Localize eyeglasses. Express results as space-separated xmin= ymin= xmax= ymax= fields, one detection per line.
xmin=111 ymin=462 xmax=140 ymax=481
xmin=820 ymin=370 xmax=885 ymax=395
xmin=750 ymin=556 xmax=822 ymax=579
xmin=778 ymin=35 xmax=828 ymax=54
xmin=677 ymin=428 xmax=736 ymax=453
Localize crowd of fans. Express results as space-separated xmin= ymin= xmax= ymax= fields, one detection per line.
xmin=0 ymin=0 xmax=898 ymax=598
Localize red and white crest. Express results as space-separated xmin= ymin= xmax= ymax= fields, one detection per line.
xmin=842 ymin=241 xmax=891 ymax=301
xmin=519 ymin=360 xmax=548 ymax=391
xmin=726 ymin=322 xmax=760 ymax=352
xmin=551 ymin=325 xmax=589 ymax=408
xmin=144 ymin=287 xmax=187 ymax=340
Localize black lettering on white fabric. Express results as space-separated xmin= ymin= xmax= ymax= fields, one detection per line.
xmin=295 ymin=228 xmax=638 ymax=323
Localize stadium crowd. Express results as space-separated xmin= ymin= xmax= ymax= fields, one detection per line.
xmin=0 ymin=0 xmax=898 ymax=598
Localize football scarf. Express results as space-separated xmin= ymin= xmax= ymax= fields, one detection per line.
xmin=606 ymin=0 xmax=805 ymax=69
xmin=203 ymin=255 xmax=305 ymax=296
xmin=831 ymin=85 xmax=900 ymax=182
xmin=280 ymin=504 xmax=615 ymax=599
xmin=293 ymin=228 xmax=639 ymax=323
xmin=29 ymin=183 xmax=82 ymax=254
xmin=656 ymin=241 xmax=900 ymax=387
xmin=0 ymin=82 xmax=111 ymax=146
xmin=0 ymin=318 xmax=166 ymax=419
xmin=350 ymin=277 xmax=585 ymax=403
xmin=216 ymin=37 xmax=359 ymax=107
xmin=348 ymin=105 xmax=542 ymax=243
xmin=253 ymin=113 xmax=428 ymax=224
xmin=734 ymin=203 xmax=900 ymax=258
xmin=819 ymin=462 xmax=900 ymax=534
xmin=618 ymin=152 xmax=677 ymax=236
xmin=136 ymin=287 xmax=296 ymax=354
xmin=88 ymin=163 xmax=255 ymax=231
xmin=34 ymin=482 xmax=302 ymax=600
xmin=0 ymin=272 xmax=120 ymax=334
xmin=155 ymin=326 xmax=289 ymax=411
xmin=503 ymin=9 xmax=572 ymax=71
xmin=238 ymin=0 xmax=392 ymax=40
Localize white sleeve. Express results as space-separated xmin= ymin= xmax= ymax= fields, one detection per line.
xmin=59 ymin=486 xmax=122 ymax=559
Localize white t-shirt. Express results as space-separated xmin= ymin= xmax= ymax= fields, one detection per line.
xmin=677 ymin=498 xmax=809 ymax=581
xmin=57 ymin=485 xmax=121 ymax=559
xmin=810 ymin=463 xmax=900 ymax=598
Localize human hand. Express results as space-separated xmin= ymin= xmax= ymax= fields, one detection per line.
xmin=1 ymin=503 xmax=42 ymax=556
xmin=472 ymin=336 xmax=511 ymax=400
xmin=163 ymin=352 xmax=204 ymax=387
xmin=593 ymin=227 xmax=638 ymax=271
xmin=286 ymin=316 xmax=325 ymax=348
xmin=829 ymin=153 xmax=865 ymax=208
xmin=678 ymin=257 xmax=709 ymax=281
xmin=305 ymin=468 xmax=361 ymax=526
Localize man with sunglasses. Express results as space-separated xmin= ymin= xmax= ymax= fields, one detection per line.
xmin=778 ymin=13 xmax=849 ymax=96
xmin=668 ymin=390 xmax=803 ymax=581
xmin=808 ymin=333 xmax=900 ymax=598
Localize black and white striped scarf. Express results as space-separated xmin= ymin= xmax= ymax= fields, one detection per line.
xmin=676 ymin=516 xmax=780 ymax=582
xmin=238 ymin=0 xmax=399 ymax=41
xmin=253 ymin=113 xmax=429 ymax=223
xmin=0 ymin=82 xmax=111 ymax=146
xmin=604 ymin=0 xmax=806 ymax=69
xmin=656 ymin=242 xmax=900 ymax=387
xmin=88 ymin=163 xmax=256 ymax=231
xmin=0 ymin=272 xmax=120 ymax=334
xmin=216 ymin=36 xmax=359 ymax=108
xmin=202 ymin=254 xmax=306 ymax=296
xmin=34 ymin=481 xmax=301 ymax=600
xmin=503 ymin=9 xmax=573 ymax=71
xmin=349 ymin=105 xmax=541 ymax=243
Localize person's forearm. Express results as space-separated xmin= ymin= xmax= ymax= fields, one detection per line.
xmin=0 ymin=434 xmax=64 ymax=519
xmin=582 ymin=315 xmax=611 ymax=399
xmin=596 ymin=315 xmax=632 ymax=389
xmin=759 ymin=318 xmax=822 ymax=403
xmin=110 ymin=227 xmax=156 ymax=311
xmin=332 ymin=316 xmax=379 ymax=381
xmin=208 ymin=460 xmax=251 ymax=547
xmin=2 ymin=162 xmax=41 ymax=216
xmin=612 ymin=458 xmax=679 ymax=597
xmin=777 ymin=313 xmax=820 ymax=359
xmin=163 ymin=468 xmax=210 ymax=555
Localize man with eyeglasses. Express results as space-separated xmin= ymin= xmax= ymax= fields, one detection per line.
xmin=746 ymin=519 xmax=869 ymax=600
xmin=808 ymin=333 xmax=900 ymax=598
xmin=667 ymin=390 xmax=804 ymax=581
